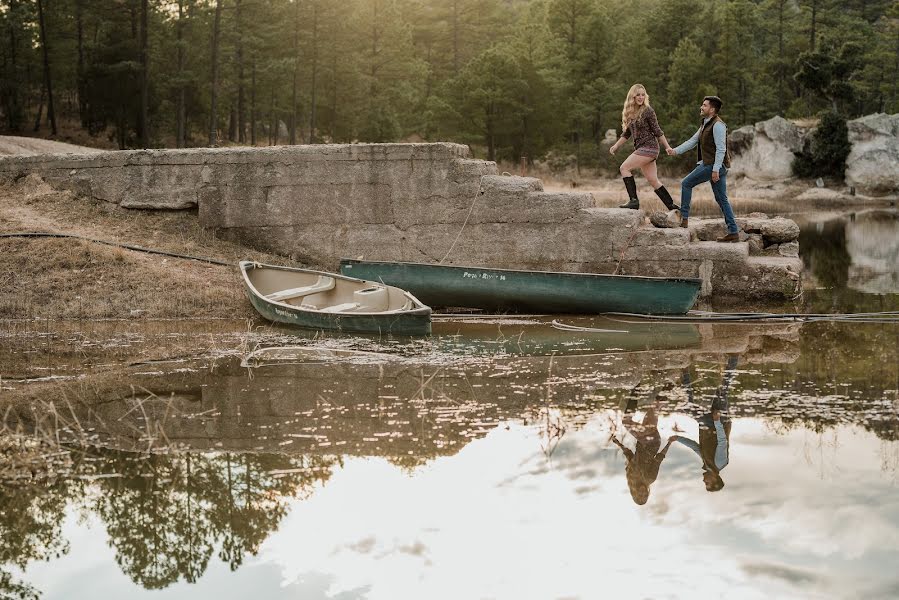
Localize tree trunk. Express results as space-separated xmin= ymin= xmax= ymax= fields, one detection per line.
xmin=5 ymin=0 xmax=23 ymax=131
xmin=209 ymin=0 xmax=223 ymax=146
xmin=35 ymin=0 xmax=57 ymax=135
xmin=486 ymin=103 xmax=495 ymax=161
xmin=76 ymin=0 xmax=87 ymax=127
xmin=138 ymin=0 xmax=150 ymax=147
xmin=891 ymin=28 xmax=899 ymax=110
xmin=33 ymin=86 xmax=45 ymax=132
xmin=309 ymin=1 xmax=318 ymax=143
xmin=236 ymin=0 xmax=246 ymax=143
xmin=777 ymin=0 xmax=786 ymax=114
xmin=250 ymin=60 xmax=257 ymax=145
xmin=330 ymin=25 xmax=338 ymax=140
xmin=369 ymin=0 xmax=378 ymax=99
xmin=452 ymin=0 xmax=459 ymax=73
xmin=228 ymin=101 xmax=237 ymax=142
xmin=290 ymin=0 xmax=300 ymax=144
xmin=810 ymin=0 xmax=818 ymax=51
xmin=270 ymin=88 xmax=277 ymax=146
xmin=568 ymin=4 xmax=577 ymax=57
xmin=176 ymin=0 xmax=186 ymax=147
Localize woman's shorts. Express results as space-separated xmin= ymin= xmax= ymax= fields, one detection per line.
xmin=635 ymin=147 xmax=660 ymax=159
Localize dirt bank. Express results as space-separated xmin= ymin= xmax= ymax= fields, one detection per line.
xmin=0 ymin=172 xmax=291 ymax=320
xmin=0 ymin=135 xmax=105 ymax=156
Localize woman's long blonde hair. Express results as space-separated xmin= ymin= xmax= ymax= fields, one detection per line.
xmin=621 ymin=84 xmax=650 ymax=132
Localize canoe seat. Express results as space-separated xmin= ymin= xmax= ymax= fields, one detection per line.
xmin=319 ymin=302 xmax=361 ymax=313
xmin=353 ymin=286 xmax=389 ymax=311
xmin=265 ymin=276 xmax=335 ymax=303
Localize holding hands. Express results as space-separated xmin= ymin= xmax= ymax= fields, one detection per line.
xmin=666 ymin=147 xmax=677 ymax=156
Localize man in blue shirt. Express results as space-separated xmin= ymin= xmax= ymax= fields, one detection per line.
xmin=666 ymin=96 xmax=741 ymax=242
xmin=671 ymin=355 xmax=739 ymax=492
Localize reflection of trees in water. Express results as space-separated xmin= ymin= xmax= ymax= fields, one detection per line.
xmin=800 ymin=219 xmax=851 ymax=289
xmin=0 ymin=476 xmax=77 ymax=599
xmin=800 ymin=213 xmax=899 ymax=297
xmin=90 ymin=449 xmax=336 ymax=588
xmin=601 ymin=352 xmax=898 ymax=444
xmin=0 ymin=448 xmax=337 ymax=596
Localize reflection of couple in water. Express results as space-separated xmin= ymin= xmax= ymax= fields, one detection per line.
xmin=610 ymin=355 xmax=739 ymax=505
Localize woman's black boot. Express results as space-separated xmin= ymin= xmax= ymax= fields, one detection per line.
xmin=654 ymin=186 xmax=680 ymax=211
xmin=619 ymin=176 xmax=639 ymax=209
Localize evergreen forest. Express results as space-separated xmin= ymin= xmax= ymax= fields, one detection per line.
xmin=1 ymin=0 xmax=897 ymax=166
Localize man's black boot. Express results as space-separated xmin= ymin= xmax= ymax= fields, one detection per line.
xmin=654 ymin=186 xmax=680 ymax=211
xmin=619 ymin=176 xmax=639 ymax=209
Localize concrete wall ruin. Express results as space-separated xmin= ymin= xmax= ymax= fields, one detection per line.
xmin=0 ymin=142 xmax=802 ymax=300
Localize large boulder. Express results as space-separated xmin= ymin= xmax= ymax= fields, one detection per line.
xmin=845 ymin=113 xmax=899 ymax=195
xmin=728 ymin=116 xmax=808 ymax=181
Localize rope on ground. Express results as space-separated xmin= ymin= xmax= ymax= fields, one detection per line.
xmin=550 ymin=320 xmax=628 ymax=333
xmin=603 ymin=310 xmax=899 ymax=324
xmin=0 ymin=232 xmax=232 ymax=266
xmin=432 ymin=313 xmax=548 ymax=320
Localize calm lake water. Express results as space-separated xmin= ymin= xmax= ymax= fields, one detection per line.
xmin=2 ymin=211 xmax=898 ymax=599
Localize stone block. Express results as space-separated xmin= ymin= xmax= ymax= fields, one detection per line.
xmin=449 ymin=158 xmax=497 ymax=182
xmin=747 ymin=233 xmax=765 ymax=255
xmin=461 ymin=191 xmax=594 ymax=225
xmin=692 ymin=219 xmax=729 ymax=241
xmin=712 ymin=256 xmax=802 ymax=300
xmin=615 ymin=259 xmax=702 ymax=279
xmin=631 ymin=227 xmax=690 ymax=247
xmin=648 ymin=209 xmax=682 ymax=228
xmin=736 ymin=217 xmax=767 ymax=233
xmin=760 ymin=218 xmax=800 ymax=243
xmin=479 ymin=174 xmax=543 ymax=197
xmin=778 ymin=241 xmax=799 ymax=257
xmin=121 ymin=190 xmax=198 ymax=210
xmin=623 ymin=240 xmax=748 ymax=263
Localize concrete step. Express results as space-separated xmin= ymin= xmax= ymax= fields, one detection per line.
xmin=448 ymin=158 xmax=497 ymax=183
xmin=625 ymin=239 xmax=749 ymax=263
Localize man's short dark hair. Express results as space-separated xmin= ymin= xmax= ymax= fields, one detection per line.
xmin=703 ymin=96 xmax=723 ymax=113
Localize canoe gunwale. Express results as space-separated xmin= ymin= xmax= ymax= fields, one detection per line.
xmin=339 ymin=258 xmax=702 ymax=286
xmin=239 ymin=261 xmax=430 ymax=317
xmin=239 ymin=261 xmax=432 ymax=335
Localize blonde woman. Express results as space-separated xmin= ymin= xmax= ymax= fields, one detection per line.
xmin=609 ymin=84 xmax=678 ymax=211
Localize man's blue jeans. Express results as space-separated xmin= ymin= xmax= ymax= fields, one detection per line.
xmin=680 ymin=164 xmax=737 ymax=234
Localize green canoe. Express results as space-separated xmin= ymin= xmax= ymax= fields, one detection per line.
xmin=339 ymin=259 xmax=701 ymax=315
xmin=240 ymin=261 xmax=432 ymax=335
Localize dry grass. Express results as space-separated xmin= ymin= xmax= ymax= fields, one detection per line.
xmin=500 ymin=160 xmax=893 ymax=217
xmin=1 ymin=237 xmax=250 ymax=319
xmin=0 ymin=176 xmax=291 ymax=319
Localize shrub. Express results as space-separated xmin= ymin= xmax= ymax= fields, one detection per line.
xmin=792 ymin=111 xmax=851 ymax=179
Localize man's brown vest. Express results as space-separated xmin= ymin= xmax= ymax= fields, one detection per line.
xmin=698 ymin=115 xmax=731 ymax=169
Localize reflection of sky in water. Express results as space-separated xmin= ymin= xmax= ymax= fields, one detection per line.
xmin=4 ymin=311 xmax=898 ymax=599
xmin=21 ymin=417 xmax=899 ymax=600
